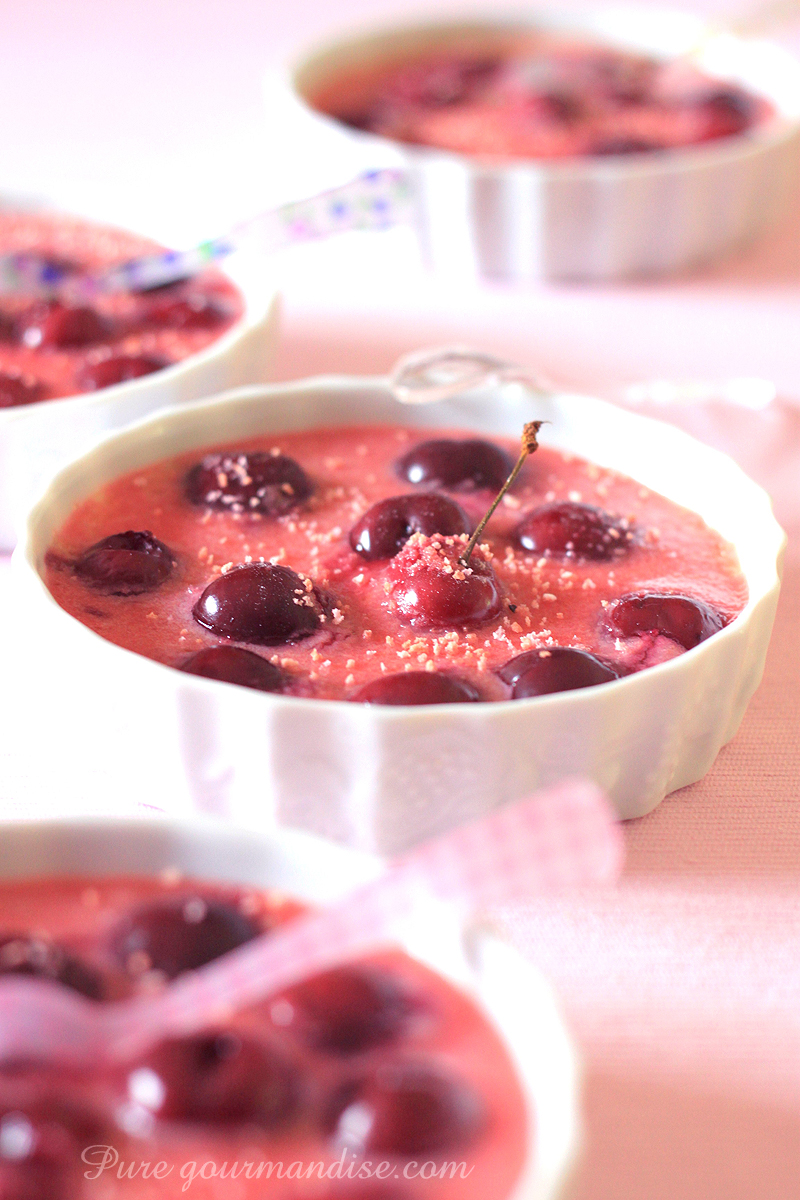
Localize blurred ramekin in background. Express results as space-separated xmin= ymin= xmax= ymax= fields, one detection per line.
xmin=0 ymin=195 xmax=280 ymax=550
xmin=288 ymin=7 xmax=800 ymax=282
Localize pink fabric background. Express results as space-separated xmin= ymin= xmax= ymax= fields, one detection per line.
xmin=1 ymin=0 xmax=798 ymax=1195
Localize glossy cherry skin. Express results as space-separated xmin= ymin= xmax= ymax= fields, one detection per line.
xmin=699 ymin=89 xmax=755 ymax=138
xmin=0 ymin=1089 xmax=105 ymax=1200
xmin=111 ymin=897 xmax=259 ymax=980
xmin=17 ymin=303 xmax=110 ymax=349
xmin=328 ymin=1064 xmax=485 ymax=1156
xmin=605 ymin=592 xmax=725 ymax=649
xmin=498 ymin=646 xmax=619 ymax=698
xmin=185 ymin=451 xmax=313 ymax=516
xmin=0 ymin=936 xmax=102 ymax=1000
xmin=396 ymin=438 xmax=513 ymax=492
xmin=273 ymin=966 xmax=412 ymax=1054
xmin=180 ymin=647 xmax=286 ymax=693
xmin=389 ymin=536 xmax=502 ymax=630
xmin=349 ymin=493 xmax=470 ymax=561
xmin=193 ymin=564 xmax=323 ymax=646
xmin=352 ymin=671 xmax=481 ymax=705
xmin=515 ymin=501 xmax=633 ymax=561
xmin=141 ymin=293 xmax=230 ymax=331
xmin=75 ymin=354 xmax=164 ymax=391
xmin=127 ymin=1031 xmax=295 ymax=1126
xmin=0 ymin=373 xmax=47 ymax=409
xmin=74 ymin=530 xmax=175 ymax=595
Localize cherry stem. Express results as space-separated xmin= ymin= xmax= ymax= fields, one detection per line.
xmin=459 ymin=422 xmax=544 ymax=567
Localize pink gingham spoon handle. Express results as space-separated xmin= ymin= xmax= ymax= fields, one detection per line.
xmin=109 ymin=779 xmax=622 ymax=1057
xmin=0 ymin=780 xmax=621 ymax=1065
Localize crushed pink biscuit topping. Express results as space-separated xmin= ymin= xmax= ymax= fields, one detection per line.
xmin=45 ymin=423 xmax=748 ymax=702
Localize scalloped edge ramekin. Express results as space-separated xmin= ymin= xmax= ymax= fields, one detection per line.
xmin=287 ymin=6 xmax=800 ymax=282
xmin=0 ymin=196 xmax=281 ymax=551
xmin=14 ymin=376 xmax=786 ymax=847
xmin=0 ymin=816 xmax=580 ymax=1200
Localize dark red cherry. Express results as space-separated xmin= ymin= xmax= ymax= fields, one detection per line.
xmin=142 ymin=293 xmax=231 ymax=330
xmin=185 ymin=452 xmax=313 ymax=516
xmin=387 ymin=56 xmax=499 ymax=108
xmin=389 ymin=536 xmax=501 ymax=630
xmin=350 ymin=493 xmax=470 ymax=561
xmin=127 ymin=1031 xmax=295 ymax=1126
xmin=75 ymin=354 xmax=164 ymax=391
xmin=180 ymin=647 xmax=286 ymax=693
xmin=328 ymin=1065 xmax=485 ymax=1156
xmin=353 ymin=672 xmax=481 ymax=705
xmin=18 ymin=302 xmax=111 ymax=349
xmin=396 ymin=438 xmax=514 ymax=492
xmin=192 ymin=564 xmax=323 ymax=645
xmin=132 ymin=274 xmax=193 ymax=295
xmin=0 ymin=373 xmax=47 ymax=409
xmin=334 ymin=1189 xmax=406 ymax=1200
xmin=74 ymin=530 xmax=175 ymax=595
xmin=498 ymin=646 xmax=619 ymax=698
xmin=333 ymin=1189 xmax=407 ymax=1200
xmin=605 ymin=592 xmax=725 ymax=650
xmin=0 ymin=936 xmax=102 ymax=1000
xmin=698 ymin=88 xmax=755 ymax=138
xmin=515 ymin=501 xmax=634 ymax=561
xmin=274 ymin=966 xmax=412 ymax=1054
xmin=0 ymin=1092 xmax=104 ymax=1200
xmin=0 ymin=312 xmax=17 ymax=342
xmin=592 ymin=137 xmax=659 ymax=155
xmin=111 ymin=897 xmax=259 ymax=980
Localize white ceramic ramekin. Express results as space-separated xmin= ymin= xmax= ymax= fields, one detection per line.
xmin=288 ymin=7 xmax=800 ymax=282
xmin=0 ymin=199 xmax=280 ymax=551
xmin=0 ymin=816 xmax=579 ymax=1200
xmin=15 ymin=376 xmax=785 ymax=846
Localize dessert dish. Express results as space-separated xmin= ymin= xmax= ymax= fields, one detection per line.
xmin=0 ymin=818 xmax=579 ymax=1200
xmin=0 ymin=201 xmax=279 ymax=550
xmin=290 ymin=10 xmax=800 ymax=279
xmin=43 ymin=422 xmax=747 ymax=704
xmin=0 ymin=210 xmax=243 ymax=407
xmin=311 ymin=39 xmax=770 ymax=160
xmin=16 ymin=376 xmax=784 ymax=840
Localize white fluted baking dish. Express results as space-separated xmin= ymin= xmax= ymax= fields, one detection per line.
xmin=0 ymin=196 xmax=280 ymax=551
xmin=14 ymin=376 xmax=785 ymax=847
xmin=0 ymin=816 xmax=579 ymax=1200
xmin=288 ymin=7 xmax=800 ymax=281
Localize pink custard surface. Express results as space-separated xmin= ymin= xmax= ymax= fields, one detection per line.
xmin=0 ymin=875 xmax=528 ymax=1200
xmin=0 ymin=212 xmax=243 ymax=408
xmin=311 ymin=36 xmax=771 ymax=161
xmin=44 ymin=423 xmax=747 ymax=704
